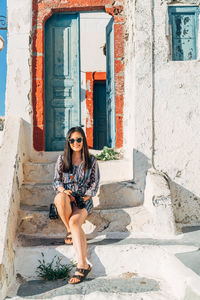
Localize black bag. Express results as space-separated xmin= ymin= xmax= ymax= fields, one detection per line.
xmin=49 ymin=203 xmax=59 ymax=219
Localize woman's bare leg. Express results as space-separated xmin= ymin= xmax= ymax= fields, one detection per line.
xmin=54 ymin=192 xmax=72 ymax=233
xmin=68 ymin=207 xmax=89 ymax=283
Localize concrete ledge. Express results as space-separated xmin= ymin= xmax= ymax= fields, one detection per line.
xmin=144 ymin=169 xmax=176 ymax=236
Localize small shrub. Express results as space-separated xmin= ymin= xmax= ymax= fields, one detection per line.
xmin=36 ymin=252 xmax=76 ymax=281
xmin=95 ymin=146 xmax=119 ymax=161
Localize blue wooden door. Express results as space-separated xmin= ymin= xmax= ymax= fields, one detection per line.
xmin=106 ymin=18 xmax=116 ymax=148
xmin=45 ymin=13 xmax=80 ymax=151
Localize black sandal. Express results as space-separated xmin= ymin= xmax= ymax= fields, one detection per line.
xmin=64 ymin=232 xmax=73 ymax=245
xmin=68 ymin=264 xmax=92 ymax=284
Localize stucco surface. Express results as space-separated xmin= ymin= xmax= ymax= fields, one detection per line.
xmin=124 ymin=0 xmax=200 ymax=224
xmin=0 ymin=117 xmax=28 ymax=300
xmin=6 ymin=0 xmax=32 ymax=122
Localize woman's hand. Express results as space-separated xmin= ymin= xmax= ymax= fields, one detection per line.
xmin=83 ymin=195 xmax=90 ymax=202
xmin=63 ymin=190 xmax=76 ymax=203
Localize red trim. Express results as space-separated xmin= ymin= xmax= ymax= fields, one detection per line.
xmin=32 ymin=0 xmax=125 ymax=151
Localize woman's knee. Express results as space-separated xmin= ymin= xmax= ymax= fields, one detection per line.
xmin=54 ymin=193 xmax=69 ymax=206
xmin=69 ymin=216 xmax=81 ymax=229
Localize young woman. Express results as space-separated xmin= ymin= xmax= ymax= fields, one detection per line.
xmin=53 ymin=126 xmax=100 ymax=284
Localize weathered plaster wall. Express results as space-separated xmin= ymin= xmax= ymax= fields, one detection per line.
xmin=6 ymin=0 xmax=32 ymax=123
xmin=125 ymin=0 xmax=200 ymax=224
xmin=153 ymin=0 xmax=200 ymax=224
xmin=0 ymin=117 xmax=28 ymax=300
xmin=124 ymin=0 xmax=152 ymax=191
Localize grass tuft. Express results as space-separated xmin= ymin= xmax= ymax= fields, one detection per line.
xmin=36 ymin=252 xmax=76 ymax=281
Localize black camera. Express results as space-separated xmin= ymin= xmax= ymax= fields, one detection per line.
xmin=71 ymin=192 xmax=86 ymax=209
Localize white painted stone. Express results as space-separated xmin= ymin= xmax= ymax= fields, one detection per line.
xmin=0 ymin=117 xmax=28 ymax=300
xmin=23 ymin=159 xmax=133 ymax=184
xmin=20 ymin=182 xmax=142 ymax=209
xmin=123 ymin=0 xmax=200 ymax=225
xmin=6 ymin=0 xmax=32 ymax=123
xmin=12 ymin=242 xmax=200 ymax=300
xmin=144 ymin=169 xmax=176 ymax=236
xmin=17 ymin=206 xmax=154 ymax=236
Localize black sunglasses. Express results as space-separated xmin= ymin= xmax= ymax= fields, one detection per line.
xmin=68 ymin=137 xmax=83 ymax=144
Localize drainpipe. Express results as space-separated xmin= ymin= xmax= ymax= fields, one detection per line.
xmin=150 ymin=0 xmax=170 ymax=185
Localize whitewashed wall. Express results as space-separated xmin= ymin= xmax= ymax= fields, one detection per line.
xmin=124 ymin=0 xmax=200 ymax=225
xmin=6 ymin=0 xmax=32 ymax=122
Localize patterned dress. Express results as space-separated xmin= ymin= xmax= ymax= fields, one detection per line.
xmin=53 ymin=154 xmax=100 ymax=214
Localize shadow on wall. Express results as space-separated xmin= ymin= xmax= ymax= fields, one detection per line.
xmin=170 ymin=180 xmax=200 ymax=225
xmin=133 ymin=148 xmax=200 ymax=225
xmin=133 ymin=148 xmax=151 ymax=192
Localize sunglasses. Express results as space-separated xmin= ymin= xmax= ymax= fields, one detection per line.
xmin=68 ymin=137 xmax=83 ymax=144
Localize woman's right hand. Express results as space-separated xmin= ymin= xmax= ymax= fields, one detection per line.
xmin=63 ymin=190 xmax=76 ymax=203
xmin=63 ymin=189 xmax=72 ymax=196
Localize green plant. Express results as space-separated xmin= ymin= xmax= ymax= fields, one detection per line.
xmin=95 ymin=146 xmax=119 ymax=161
xmin=36 ymin=252 xmax=76 ymax=281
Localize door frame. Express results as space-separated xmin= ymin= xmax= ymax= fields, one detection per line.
xmin=32 ymin=1 xmax=125 ymax=151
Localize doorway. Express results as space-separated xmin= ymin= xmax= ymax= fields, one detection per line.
xmin=93 ymin=80 xmax=107 ymax=150
xmin=41 ymin=10 xmax=119 ymax=151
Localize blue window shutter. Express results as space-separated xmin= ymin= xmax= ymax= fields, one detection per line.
xmin=168 ymin=6 xmax=199 ymax=61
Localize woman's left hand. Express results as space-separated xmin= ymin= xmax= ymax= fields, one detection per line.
xmin=83 ymin=195 xmax=90 ymax=202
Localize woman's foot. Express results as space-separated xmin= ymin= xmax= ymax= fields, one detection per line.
xmin=64 ymin=232 xmax=73 ymax=245
xmin=68 ymin=264 xmax=91 ymax=284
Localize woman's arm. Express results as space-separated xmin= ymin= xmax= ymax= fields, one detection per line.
xmin=53 ymin=155 xmax=64 ymax=191
xmin=84 ymin=158 xmax=100 ymax=199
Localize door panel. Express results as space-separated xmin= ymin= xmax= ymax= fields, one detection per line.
xmin=93 ymin=81 xmax=107 ymax=150
xmin=106 ymin=18 xmax=115 ymax=148
xmin=45 ymin=13 xmax=80 ymax=151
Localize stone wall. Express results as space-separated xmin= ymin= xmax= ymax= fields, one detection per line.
xmin=0 ymin=117 xmax=28 ymax=300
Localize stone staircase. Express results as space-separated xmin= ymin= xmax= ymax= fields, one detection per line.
xmin=7 ymin=158 xmax=178 ymax=299
xmin=17 ymin=159 xmax=152 ymax=237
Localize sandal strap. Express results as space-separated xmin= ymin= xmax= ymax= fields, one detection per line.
xmin=75 ymin=265 xmax=91 ymax=275
xmin=71 ymin=274 xmax=83 ymax=281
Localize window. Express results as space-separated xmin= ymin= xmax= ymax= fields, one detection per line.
xmin=168 ymin=6 xmax=199 ymax=61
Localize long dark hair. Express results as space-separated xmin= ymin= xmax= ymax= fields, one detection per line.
xmin=63 ymin=126 xmax=92 ymax=173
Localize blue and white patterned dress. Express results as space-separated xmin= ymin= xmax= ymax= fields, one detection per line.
xmin=53 ymin=154 xmax=100 ymax=214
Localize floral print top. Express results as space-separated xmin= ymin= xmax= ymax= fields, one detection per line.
xmin=53 ymin=154 xmax=100 ymax=197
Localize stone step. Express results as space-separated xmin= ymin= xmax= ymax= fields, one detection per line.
xmin=23 ymin=159 xmax=133 ymax=184
xmin=20 ymin=182 xmax=143 ymax=209
xmin=8 ymin=277 xmax=173 ymax=300
xmin=17 ymin=205 xmax=154 ymax=236
xmin=10 ymin=240 xmax=177 ymax=299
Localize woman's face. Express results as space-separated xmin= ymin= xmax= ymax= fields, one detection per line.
xmin=69 ymin=131 xmax=83 ymax=152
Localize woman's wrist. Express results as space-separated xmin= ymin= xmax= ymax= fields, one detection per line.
xmin=58 ymin=187 xmax=65 ymax=193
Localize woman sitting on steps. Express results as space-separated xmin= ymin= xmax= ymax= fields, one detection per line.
xmin=53 ymin=126 xmax=100 ymax=284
